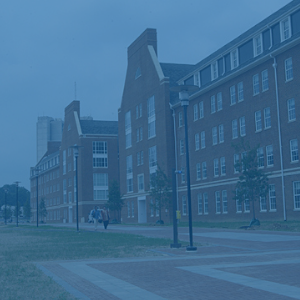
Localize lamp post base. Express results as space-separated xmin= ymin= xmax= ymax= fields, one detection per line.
xmin=186 ymin=246 xmax=197 ymax=252
xmin=170 ymin=243 xmax=181 ymax=248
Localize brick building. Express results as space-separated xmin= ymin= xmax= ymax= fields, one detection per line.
xmin=30 ymin=101 xmax=118 ymax=223
xmin=118 ymin=1 xmax=300 ymax=223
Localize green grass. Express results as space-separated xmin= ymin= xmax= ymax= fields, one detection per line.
xmin=0 ymin=225 xmax=172 ymax=300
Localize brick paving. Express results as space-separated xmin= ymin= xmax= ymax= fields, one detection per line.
xmin=37 ymin=224 xmax=300 ymax=299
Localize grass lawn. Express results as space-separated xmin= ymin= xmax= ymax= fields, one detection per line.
xmin=0 ymin=225 xmax=172 ymax=300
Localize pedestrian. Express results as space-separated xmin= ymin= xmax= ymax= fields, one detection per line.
xmin=101 ymin=206 xmax=110 ymax=229
xmin=92 ymin=206 xmax=100 ymax=231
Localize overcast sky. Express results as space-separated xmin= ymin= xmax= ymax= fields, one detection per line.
xmin=0 ymin=0 xmax=291 ymax=190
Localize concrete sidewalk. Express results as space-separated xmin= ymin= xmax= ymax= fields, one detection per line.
xmin=35 ymin=223 xmax=300 ymax=299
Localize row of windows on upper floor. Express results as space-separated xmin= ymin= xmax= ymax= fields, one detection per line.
xmin=178 ymin=139 xmax=298 ymax=186
xmin=180 ymin=99 xmax=296 ymax=153
xmin=183 ymin=10 xmax=300 ymax=87
xmin=180 ymin=57 xmax=294 ymax=125
xmin=31 ymin=155 xmax=60 ymax=177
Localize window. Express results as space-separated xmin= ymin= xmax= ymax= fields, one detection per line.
xmin=230 ymin=86 xmax=236 ymax=105
xmin=137 ymin=152 xmax=140 ymax=166
xmin=193 ymin=104 xmax=198 ymax=121
xmin=212 ymin=127 xmax=217 ymax=145
xmin=231 ymin=49 xmax=239 ymax=69
xmin=93 ymin=141 xmax=108 ymax=168
xmin=138 ymin=174 xmax=144 ymax=191
xmin=260 ymin=196 xmax=267 ymax=212
xmin=201 ymin=131 xmax=205 ymax=149
xmin=139 ymin=103 xmax=142 ymax=118
xmin=220 ymin=157 xmax=226 ymax=175
xmin=181 ymin=167 xmax=185 ymax=183
xmin=63 ymin=150 xmax=66 ymax=175
xmin=255 ymin=111 xmax=262 ymax=132
xmin=244 ymin=199 xmax=250 ymax=212
xmin=222 ymin=190 xmax=228 ymax=213
xmin=234 ymin=154 xmax=240 ymax=173
xmin=125 ymin=111 xmax=132 ymax=148
xmin=204 ymin=193 xmax=208 ymax=214
xmin=194 ymin=72 xmax=200 ymax=87
xmin=217 ymin=92 xmax=222 ymax=111
xmin=288 ymin=98 xmax=296 ymax=121
xmin=214 ymin=158 xmax=219 ymax=177
xmin=136 ymin=128 xmax=139 ymax=142
xmin=150 ymin=199 xmax=154 ymax=217
xmin=266 ymin=145 xmax=274 ymax=166
xmin=253 ymin=74 xmax=259 ymax=95
xmin=254 ymin=34 xmax=263 ymax=56
xmin=215 ymin=191 xmax=221 ymax=213
xmin=140 ymin=127 xmax=143 ymax=141
xmin=155 ymin=200 xmax=159 ymax=217
xmin=131 ymin=201 xmax=134 ymax=217
xmin=264 ymin=107 xmax=271 ymax=129
xmin=257 ymin=147 xmax=264 ymax=168
xmin=238 ymin=82 xmax=244 ymax=102
xmin=136 ymin=105 xmax=139 ymax=119
xmin=141 ymin=151 xmax=144 ymax=165
xmin=285 ymin=58 xmax=293 ymax=81
xmin=196 ymin=163 xmax=201 ymax=180
xmin=232 ymin=119 xmax=238 ymax=139
xmin=290 ymin=139 xmax=299 ymax=162
xmin=149 ymin=146 xmax=157 ymax=172
xmin=280 ymin=17 xmax=291 ymax=42
xmin=199 ymin=102 xmax=204 ymax=119
xmin=211 ymin=95 xmax=216 ymax=113
xmin=262 ymin=70 xmax=269 ymax=91
xmin=236 ymin=196 xmax=242 ymax=213
xmin=202 ymin=162 xmax=207 ymax=179
xmin=93 ymin=173 xmax=108 ymax=200
xmin=240 ymin=117 xmax=246 ymax=136
xmin=197 ymin=194 xmax=203 ymax=214
xmin=293 ymin=181 xmax=300 ymax=209
xmin=195 ymin=133 xmax=199 ymax=150
xmin=211 ymin=61 xmax=218 ymax=80
xmin=179 ymin=112 xmax=183 ymax=127
xmin=127 ymin=202 xmax=130 ymax=217
xmin=147 ymin=96 xmax=156 ymax=138
xmin=219 ymin=124 xmax=224 ymax=143
xmin=269 ymin=184 xmax=276 ymax=211
xmin=180 ymin=139 xmax=184 ymax=155
xmin=126 ymin=155 xmax=133 ymax=193
xmin=182 ymin=195 xmax=187 ymax=215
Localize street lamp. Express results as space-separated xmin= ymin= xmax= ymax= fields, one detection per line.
xmin=171 ymin=85 xmax=199 ymax=252
xmin=4 ymin=188 xmax=8 ymax=225
xmin=35 ymin=167 xmax=41 ymax=227
xmin=71 ymin=144 xmax=83 ymax=232
xmin=15 ymin=181 xmax=20 ymax=227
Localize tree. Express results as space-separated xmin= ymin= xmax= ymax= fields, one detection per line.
xmin=233 ymin=140 xmax=269 ymax=223
xmin=39 ymin=198 xmax=47 ymax=223
xmin=0 ymin=184 xmax=30 ymax=207
xmin=149 ymin=166 xmax=171 ymax=223
xmin=13 ymin=201 xmax=22 ymax=218
xmin=23 ymin=199 xmax=31 ymax=220
xmin=107 ymin=180 xmax=123 ymax=222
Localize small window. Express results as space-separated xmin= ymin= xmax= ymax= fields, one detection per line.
xmin=266 ymin=145 xmax=274 ymax=166
xmin=230 ymin=86 xmax=236 ymax=105
xmin=196 ymin=163 xmax=201 ymax=180
xmin=219 ymin=124 xmax=224 ymax=143
xmin=285 ymin=58 xmax=293 ymax=81
xmin=231 ymin=49 xmax=239 ymax=69
xmin=193 ymin=104 xmax=198 ymax=121
xmin=179 ymin=112 xmax=183 ymax=127
xmin=254 ymin=34 xmax=263 ymax=56
xmin=180 ymin=139 xmax=184 ymax=155
xmin=290 ymin=139 xmax=299 ymax=162
xmin=262 ymin=70 xmax=269 ymax=91
xmin=255 ymin=111 xmax=262 ymax=132
xmin=195 ymin=133 xmax=199 ymax=151
xmin=237 ymin=82 xmax=244 ymax=102
xmin=214 ymin=158 xmax=219 ymax=177
xmin=217 ymin=92 xmax=222 ymax=111
xmin=253 ymin=74 xmax=259 ymax=95
xmin=211 ymin=61 xmax=218 ymax=80
xmin=287 ymin=98 xmax=296 ymax=122
xmin=232 ymin=119 xmax=238 ymax=139
xmin=201 ymin=131 xmax=205 ymax=149
xmin=202 ymin=162 xmax=207 ymax=179
xmin=194 ymin=72 xmax=200 ymax=87
xmin=212 ymin=127 xmax=217 ymax=145
xmin=280 ymin=17 xmax=291 ymax=42
xmin=264 ymin=107 xmax=271 ymax=129
xmin=211 ymin=96 xmax=216 ymax=113
xmin=199 ymin=102 xmax=204 ymax=119
xmin=257 ymin=147 xmax=264 ymax=168
xmin=240 ymin=117 xmax=246 ymax=137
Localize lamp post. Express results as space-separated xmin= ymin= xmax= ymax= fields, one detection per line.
xmin=35 ymin=167 xmax=40 ymax=227
xmin=171 ymin=85 xmax=199 ymax=251
xmin=71 ymin=144 xmax=83 ymax=232
xmin=4 ymin=188 xmax=8 ymax=225
xmin=15 ymin=181 xmax=20 ymax=227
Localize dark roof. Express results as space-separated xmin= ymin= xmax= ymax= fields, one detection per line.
xmin=80 ymin=120 xmax=118 ymax=135
xmin=160 ymin=63 xmax=195 ymax=87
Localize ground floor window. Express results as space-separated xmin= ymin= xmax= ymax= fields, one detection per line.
xmin=294 ymin=181 xmax=300 ymax=209
xmin=269 ymin=184 xmax=276 ymax=211
xmin=182 ymin=195 xmax=187 ymax=215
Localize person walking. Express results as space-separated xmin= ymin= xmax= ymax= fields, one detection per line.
xmin=92 ymin=206 xmax=100 ymax=231
xmin=101 ymin=206 xmax=110 ymax=229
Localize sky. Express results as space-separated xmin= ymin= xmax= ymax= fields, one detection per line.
xmin=0 ymin=0 xmax=292 ymax=190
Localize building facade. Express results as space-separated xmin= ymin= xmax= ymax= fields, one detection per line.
xmin=30 ymin=101 xmax=119 ymax=223
xmin=119 ymin=1 xmax=300 ymax=223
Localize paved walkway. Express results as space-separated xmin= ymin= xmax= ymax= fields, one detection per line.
xmin=36 ymin=223 xmax=300 ymax=299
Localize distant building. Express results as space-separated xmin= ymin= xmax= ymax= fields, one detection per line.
xmin=119 ymin=1 xmax=300 ymax=223
xmin=36 ymin=116 xmax=63 ymax=162
xmin=30 ymin=101 xmax=119 ymax=223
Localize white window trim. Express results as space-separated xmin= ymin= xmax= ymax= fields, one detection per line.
xmin=230 ymin=49 xmax=239 ymax=70
xmin=280 ymin=16 xmax=291 ymax=42
xmin=253 ymin=33 xmax=263 ymax=57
